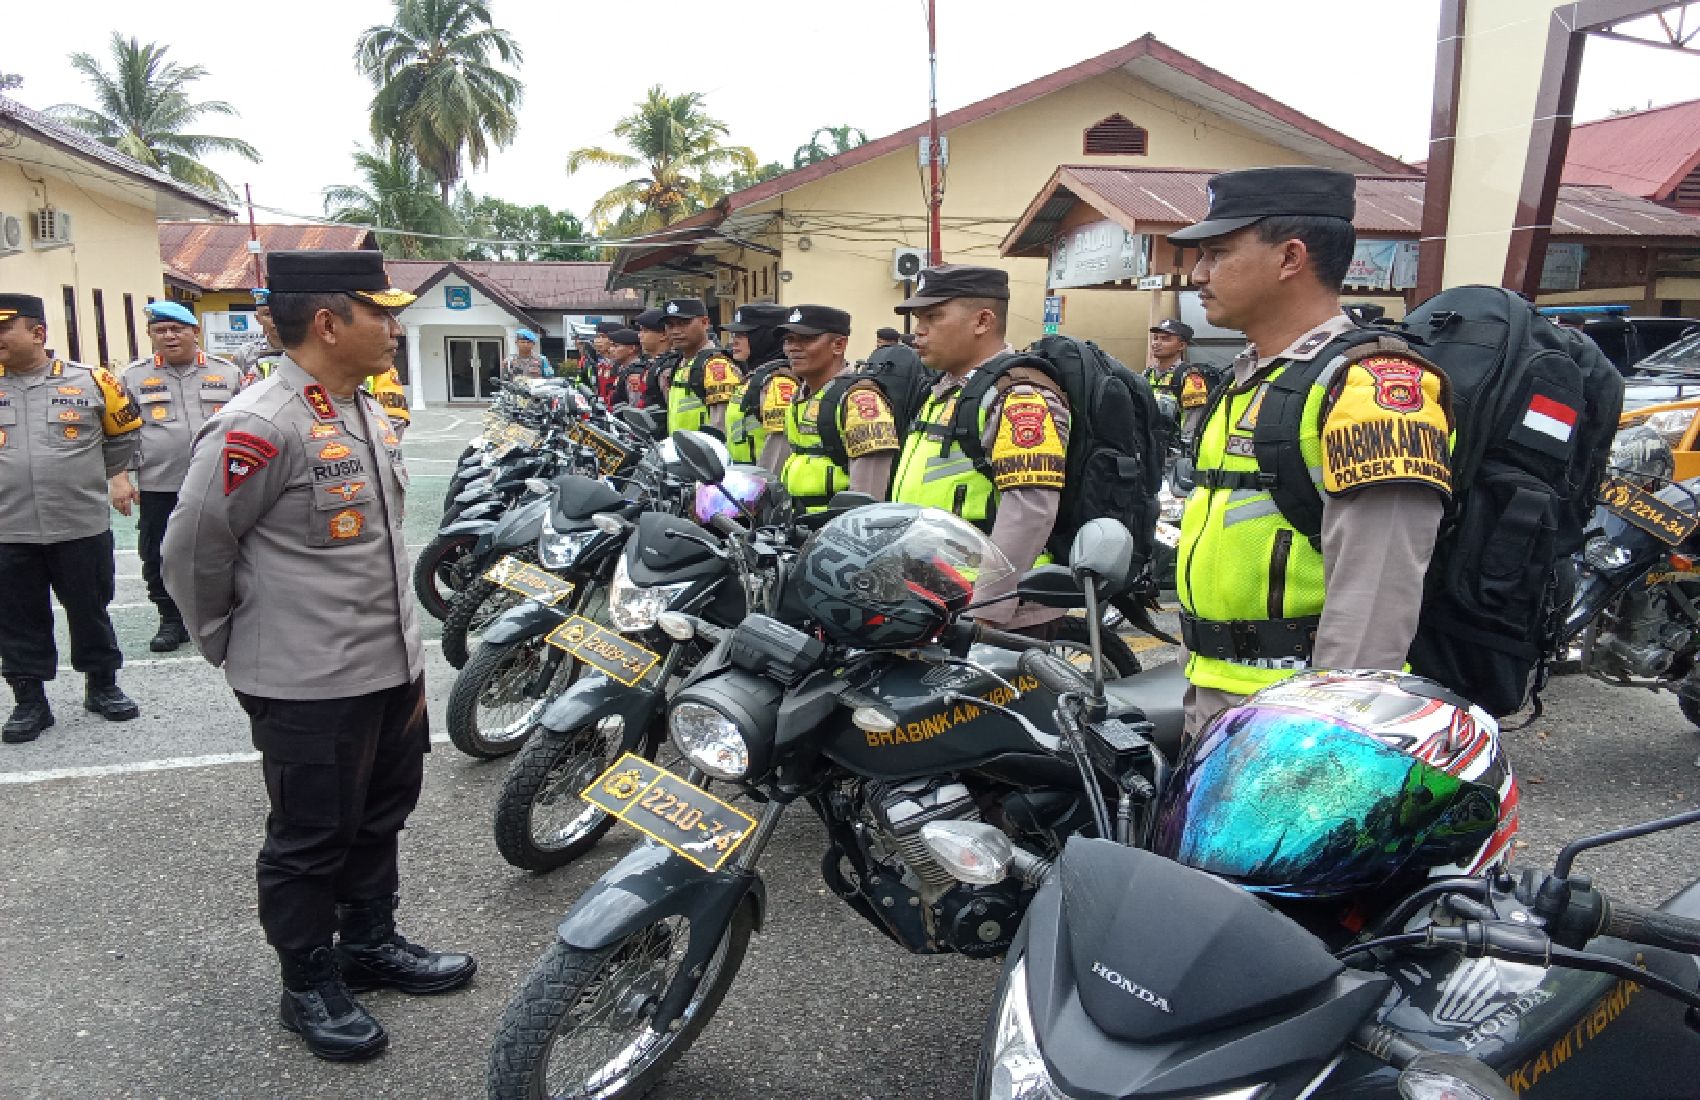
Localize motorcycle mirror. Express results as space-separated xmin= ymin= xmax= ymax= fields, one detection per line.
xmin=1069 ymin=518 xmax=1135 ymax=596
xmin=1015 ymin=565 xmax=1085 ymax=609
xmin=1396 ymin=1053 xmax=1516 ymax=1100
xmin=919 ymin=821 xmax=1014 ymax=886
xmin=672 ymin=431 xmax=727 ymax=485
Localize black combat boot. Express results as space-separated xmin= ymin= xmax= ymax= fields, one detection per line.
xmin=277 ymin=944 xmax=388 ymax=1062
xmin=83 ymin=671 xmax=140 ymax=721
xmin=148 ymin=613 xmax=190 ymax=653
xmin=3 ymin=680 xmax=54 ymax=744
xmin=336 ymin=895 xmax=478 ymax=995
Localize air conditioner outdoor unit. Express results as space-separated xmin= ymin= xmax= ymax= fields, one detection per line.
xmin=0 ymin=213 xmax=23 ymax=257
xmin=712 ymin=267 xmax=738 ymax=297
xmin=893 ymin=247 xmax=927 ymax=282
xmin=32 ymin=208 xmax=73 ymax=249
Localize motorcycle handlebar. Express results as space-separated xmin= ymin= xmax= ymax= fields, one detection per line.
xmin=961 ymin=621 xmax=1049 ymax=653
xmin=1018 ymin=649 xmax=1092 ymax=696
xmin=1600 ymin=897 xmax=1700 ymax=956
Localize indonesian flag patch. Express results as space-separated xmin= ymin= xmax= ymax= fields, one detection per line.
xmin=1511 ymin=390 xmax=1581 ymax=460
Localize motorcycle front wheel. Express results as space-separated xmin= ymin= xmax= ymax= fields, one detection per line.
xmin=414 ymin=533 xmax=479 ymax=621
xmin=486 ymin=903 xmax=755 ymax=1100
xmin=446 ymin=637 xmax=578 ymax=759
xmin=492 ymin=710 xmax=649 ymax=871
xmin=442 ymin=556 xmax=535 ymax=669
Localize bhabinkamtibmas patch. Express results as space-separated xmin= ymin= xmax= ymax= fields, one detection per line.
xmin=1180 ymin=370 xmax=1211 ymax=409
xmin=990 ymin=391 xmax=1066 ymax=490
xmin=761 ymin=376 xmax=797 ymax=432
xmin=703 ymin=356 xmax=741 ymax=404
xmin=841 ymin=386 xmax=898 ymax=457
xmin=1321 ymin=356 xmax=1451 ymax=496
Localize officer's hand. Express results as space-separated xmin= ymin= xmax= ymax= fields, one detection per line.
xmin=109 ymin=472 xmax=140 ymax=517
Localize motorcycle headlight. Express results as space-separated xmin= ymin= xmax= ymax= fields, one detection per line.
xmin=669 ymin=701 xmax=750 ymax=779
xmin=1584 ymin=534 xmax=1636 ymax=573
xmin=538 ymin=524 xmax=596 ymax=570
xmin=607 ymin=555 xmax=691 ymax=633
xmin=987 ymin=959 xmax=1073 ymax=1100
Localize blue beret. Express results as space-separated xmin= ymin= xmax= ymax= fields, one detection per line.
xmin=516 ymin=328 xmax=538 ymax=342
xmin=145 ymin=301 xmax=199 ymax=327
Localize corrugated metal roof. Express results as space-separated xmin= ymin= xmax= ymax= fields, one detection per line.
xmin=160 ymin=222 xmax=377 ymax=291
xmin=1004 ymin=167 xmax=1700 ymax=255
xmin=1562 ymin=98 xmax=1700 ymax=202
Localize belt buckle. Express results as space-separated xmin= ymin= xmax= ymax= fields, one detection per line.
xmin=1231 ymin=620 xmax=1262 ymax=659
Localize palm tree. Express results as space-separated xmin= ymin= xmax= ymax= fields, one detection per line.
xmin=792 ymin=124 xmax=868 ymax=168
xmin=356 ymin=0 xmax=524 ymax=205
xmin=49 ymin=34 xmax=259 ymax=197
xmin=566 ymin=87 xmax=757 ymax=234
xmin=323 ymin=145 xmax=461 ymax=260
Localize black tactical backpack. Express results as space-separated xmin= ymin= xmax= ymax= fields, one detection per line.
xmin=814 ymin=344 xmax=938 ymax=474
xmin=1249 ymin=287 xmax=1624 ymax=716
xmin=949 ymin=335 xmax=1164 ymax=569
xmin=738 ymin=357 xmax=797 ymax=422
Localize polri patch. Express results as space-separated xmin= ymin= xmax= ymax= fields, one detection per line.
xmin=328 ymin=509 xmax=365 ymax=540
xmin=226 ymin=430 xmax=279 ymax=459
xmin=303 ymin=384 xmax=337 ymax=421
xmin=223 ymin=447 xmax=267 ymax=494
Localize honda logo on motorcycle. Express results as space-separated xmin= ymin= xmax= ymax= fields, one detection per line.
xmin=1090 ymin=961 xmax=1172 ymax=1013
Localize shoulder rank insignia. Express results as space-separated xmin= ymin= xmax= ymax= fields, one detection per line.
xmin=303 ymin=384 xmax=338 ymax=422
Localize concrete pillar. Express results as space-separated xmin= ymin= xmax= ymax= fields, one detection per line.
xmin=406 ymin=325 xmax=425 ymax=410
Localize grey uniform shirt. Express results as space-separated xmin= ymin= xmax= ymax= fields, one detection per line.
xmin=121 ymin=352 xmax=241 ymax=493
xmin=0 ymin=358 xmax=141 ymax=544
xmin=1182 ymin=313 xmax=1445 ymax=733
xmin=162 ymin=355 xmax=422 ymax=700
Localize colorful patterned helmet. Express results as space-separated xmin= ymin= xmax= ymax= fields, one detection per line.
xmin=1151 ymin=670 xmax=1518 ymax=899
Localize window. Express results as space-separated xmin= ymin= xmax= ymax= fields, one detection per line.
xmin=122 ymin=293 xmax=139 ymax=359
xmin=1084 ymin=114 xmax=1148 ymax=156
xmin=92 ymin=289 xmax=110 ymax=367
xmin=61 ymin=286 xmax=82 ymax=362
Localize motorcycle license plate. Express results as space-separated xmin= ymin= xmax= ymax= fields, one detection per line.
xmin=503 ymin=424 xmax=539 ymax=450
xmin=483 ymin=557 xmax=576 ymax=607
xmin=545 ymin=615 xmax=663 ymax=686
xmin=582 ymin=752 xmax=756 ymax=871
xmin=576 ymin=423 xmax=632 ymax=475
xmin=1154 ymin=522 xmax=1181 ymax=548
xmin=1600 ymin=477 xmax=1699 ymax=546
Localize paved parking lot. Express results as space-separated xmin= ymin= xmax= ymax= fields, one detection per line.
xmin=3 ymin=407 xmax=1699 ymax=1099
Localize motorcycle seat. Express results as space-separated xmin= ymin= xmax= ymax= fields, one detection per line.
xmin=1103 ymin=661 xmax=1187 ymax=761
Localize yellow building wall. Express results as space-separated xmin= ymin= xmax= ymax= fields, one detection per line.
xmin=0 ymin=149 xmax=169 ymax=370
xmin=190 ymin=290 xmax=258 ymax=315
xmin=717 ymin=71 xmax=1334 ymax=367
xmin=1442 ymin=0 xmax=1563 ymax=287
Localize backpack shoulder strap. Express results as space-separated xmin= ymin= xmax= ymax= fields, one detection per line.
xmin=1251 ymin=332 xmax=1414 ymax=546
xmin=814 ymin=373 xmax=861 ymax=470
xmin=949 ymin=355 xmax=1055 ymax=477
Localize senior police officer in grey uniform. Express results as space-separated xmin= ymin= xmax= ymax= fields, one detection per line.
xmin=163 ymin=252 xmax=474 ymax=1062
xmin=0 ymin=293 xmax=143 ymax=742
xmin=116 ymin=301 xmax=241 ymax=652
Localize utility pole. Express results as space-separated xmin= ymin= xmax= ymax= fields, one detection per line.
xmin=926 ymin=0 xmax=943 ymax=265
xmin=244 ymin=184 xmax=263 ymax=289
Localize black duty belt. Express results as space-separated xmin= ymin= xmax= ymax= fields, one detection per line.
xmin=1193 ymin=468 xmax=1275 ymax=492
xmin=1180 ymin=612 xmax=1319 ymax=661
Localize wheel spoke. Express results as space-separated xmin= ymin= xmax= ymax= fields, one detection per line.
xmin=531 ymin=718 xmax=624 ymax=850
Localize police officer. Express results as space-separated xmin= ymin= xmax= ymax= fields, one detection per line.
xmin=245 ymin=289 xmax=412 ymax=440
xmin=720 ymin=303 xmax=793 ymax=469
xmin=662 ymin=298 xmax=740 ymax=435
xmin=1169 ymin=167 xmax=1452 ymax=734
xmin=891 ymin=266 xmax=1070 ymax=635
xmin=0 ymin=294 xmax=143 ymax=741
xmin=603 ymin=327 xmax=642 ymax=405
xmin=1144 ymin=319 xmax=1215 ymax=445
xmin=874 ymin=326 xmax=902 ymax=350
xmin=117 ymin=301 xmax=241 ymax=652
xmin=501 ymin=328 xmax=552 ymax=382
xmin=631 ymin=309 xmax=675 ymax=413
xmin=162 ymin=252 xmax=474 ymax=1061
xmin=772 ymin=305 xmax=898 ymax=509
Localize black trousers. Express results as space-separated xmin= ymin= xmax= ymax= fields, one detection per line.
xmin=137 ymin=491 xmax=180 ymax=619
xmin=0 ymin=532 xmax=123 ymax=683
xmin=235 ymin=677 xmax=429 ymax=952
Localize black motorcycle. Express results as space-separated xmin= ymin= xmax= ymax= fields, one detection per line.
xmin=484 ymin=507 xmax=1187 ymax=1099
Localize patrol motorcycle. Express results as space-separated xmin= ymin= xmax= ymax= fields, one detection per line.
xmin=963 ymin=679 xmax=1700 ymax=1099
xmin=1562 ymin=426 xmax=1700 ymax=757
xmin=484 ymin=501 xmax=1188 ymax=1099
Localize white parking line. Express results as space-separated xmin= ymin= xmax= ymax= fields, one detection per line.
xmin=0 ymin=731 xmax=453 ymax=786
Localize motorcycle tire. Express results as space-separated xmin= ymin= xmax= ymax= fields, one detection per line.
xmin=1680 ymin=693 xmax=1700 ymax=729
xmin=413 ymin=532 xmax=479 ymax=621
xmin=440 ymin=548 xmax=539 ymax=669
xmin=492 ymin=708 xmax=653 ymax=871
xmin=1051 ymin=615 xmax=1142 ymax=679
xmin=445 ymin=637 xmax=577 ymax=759
xmin=486 ymin=902 xmax=755 ymax=1100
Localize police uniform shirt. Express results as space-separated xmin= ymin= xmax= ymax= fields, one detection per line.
xmin=926 ymin=358 xmax=1071 ymax=630
xmin=1183 ymin=313 xmax=1447 ymax=733
xmin=121 ymin=352 xmax=241 ymax=492
xmin=754 ymin=369 xmax=800 ymax=474
xmin=162 ymin=355 xmax=421 ymax=700
xmin=0 ymin=358 xmax=141 ymax=543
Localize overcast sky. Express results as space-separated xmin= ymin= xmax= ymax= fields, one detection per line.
xmin=5 ymin=0 xmax=1698 ymax=237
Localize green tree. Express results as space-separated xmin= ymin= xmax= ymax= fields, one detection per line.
xmin=49 ymin=33 xmax=259 ymax=197
xmin=702 ymin=161 xmax=786 ymax=196
xmin=0 ymin=70 xmax=22 ymax=93
xmin=566 ymin=86 xmax=757 ymax=233
xmin=356 ymin=0 xmax=524 ymax=205
xmin=323 ymin=145 xmax=461 ymax=260
xmin=459 ymin=194 xmax=594 ymax=261
xmin=792 ymin=124 xmax=867 ymax=168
